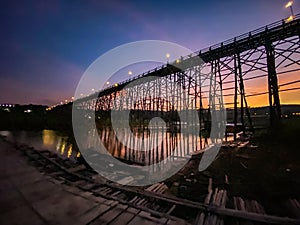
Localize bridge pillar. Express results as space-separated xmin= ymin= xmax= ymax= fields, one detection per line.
xmin=234 ymin=54 xmax=239 ymax=140
xmin=265 ymin=41 xmax=281 ymax=126
xmin=236 ymin=53 xmax=253 ymax=134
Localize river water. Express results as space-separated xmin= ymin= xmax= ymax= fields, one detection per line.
xmin=0 ymin=128 xmax=230 ymax=165
xmin=0 ymin=130 xmax=79 ymax=161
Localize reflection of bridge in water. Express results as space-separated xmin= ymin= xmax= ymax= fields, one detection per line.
xmin=87 ymin=127 xmax=216 ymax=166
xmin=72 ymin=15 xmax=300 ymax=162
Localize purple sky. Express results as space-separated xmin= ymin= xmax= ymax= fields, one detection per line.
xmin=1 ymin=0 xmax=298 ymax=105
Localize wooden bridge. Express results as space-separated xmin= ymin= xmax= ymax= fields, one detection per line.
xmin=72 ymin=13 xmax=300 ymax=136
xmin=3 ymin=15 xmax=300 ymax=225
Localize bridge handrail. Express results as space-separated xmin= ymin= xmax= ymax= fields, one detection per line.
xmin=189 ymin=13 xmax=300 ymax=58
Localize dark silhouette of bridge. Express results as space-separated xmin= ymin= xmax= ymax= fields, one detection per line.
xmin=73 ymin=14 xmax=300 ymax=139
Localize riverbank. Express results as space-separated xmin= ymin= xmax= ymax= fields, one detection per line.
xmin=165 ymin=117 xmax=300 ymax=217
xmin=1 ymin=116 xmax=299 ymax=220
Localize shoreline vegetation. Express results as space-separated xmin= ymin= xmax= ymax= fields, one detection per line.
xmin=1 ymin=103 xmax=300 ymax=131
xmin=161 ymin=117 xmax=300 ymax=217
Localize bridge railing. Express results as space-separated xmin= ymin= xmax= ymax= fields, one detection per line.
xmin=77 ymin=14 xmax=300 ymax=102
xmin=192 ymin=13 xmax=300 ymax=57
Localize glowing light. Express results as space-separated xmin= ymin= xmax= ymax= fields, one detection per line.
xmin=106 ymin=81 xmax=110 ymax=85
xmin=56 ymin=138 xmax=62 ymax=151
xmin=114 ymin=83 xmax=119 ymax=87
xmin=285 ymin=1 xmax=293 ymax=8
xmin=60 ymin=142 xmax=66 ymax=155
xmin=286 ymin=15 xmax=294 ymax=22
xmin=166 ymin=53 xmax=170 ymax=58
xmin=67 ymin=144 xmax=73 ymax=158
xmin=176 ymin=59 xmax=180 ymax=64
xmin=128 ymin=71 xmax=133 ymax=75
xmin=42 ymin=130 xmax=55 ymax=146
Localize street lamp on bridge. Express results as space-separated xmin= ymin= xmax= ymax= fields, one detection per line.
xmin=166 ymin=53 xmax=170 ymax=64
xmin=128 ymin=71 xmax=133 ymax=79
xmin=285 ymin=1 xmax=294 ymax=22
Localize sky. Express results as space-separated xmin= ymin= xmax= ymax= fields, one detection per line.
xmin=1 ymin=0 xmax=299 ymax=106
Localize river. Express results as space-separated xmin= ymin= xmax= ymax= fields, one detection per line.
xmin=0 ymin=128 xmax=230 ymax=165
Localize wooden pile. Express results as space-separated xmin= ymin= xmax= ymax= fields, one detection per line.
xmin=233 ymin=197 xmax=266 ymax=225
xmin=146 ymin=183 xmax=169 ymax=194
xmin=233 ymin=197 xmax=265 ymax=214
xmin=129 ymin=183 xmax=168 ymax=208
xmin=195 ymin=178 xmax=228 ymax=225
xmin=194 ymin=177 xmax=269 ymax=225
xmin=286 ymin=198 xmax=300 ymax=219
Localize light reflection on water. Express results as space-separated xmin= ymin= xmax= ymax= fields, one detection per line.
xmin=0 ymin=130 xmax=79 ymax=161
xmin=88 ymin=127 xmax=214 ymax=165
xmin=0 ymin=128 xmax=230 ymax=165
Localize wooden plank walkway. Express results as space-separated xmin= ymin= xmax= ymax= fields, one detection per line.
xmin=1 ymin=136 xmax=300 ymax=225
xmin=0 ymin=138 xmax=188 ymax=225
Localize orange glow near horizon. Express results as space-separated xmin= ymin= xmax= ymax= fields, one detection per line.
xmin=220 ymin=70 xmax=300 ymax=108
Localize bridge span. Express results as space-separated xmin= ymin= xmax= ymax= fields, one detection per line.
xmin=73 ymin=14 xmax=300 ymax=137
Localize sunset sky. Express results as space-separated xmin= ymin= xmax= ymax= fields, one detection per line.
xmin=1 ymin=0 xmax=299 ymax=106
